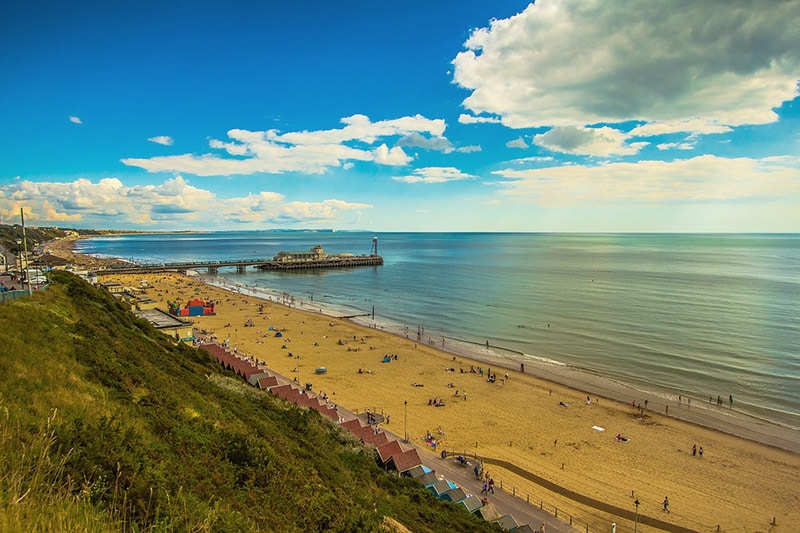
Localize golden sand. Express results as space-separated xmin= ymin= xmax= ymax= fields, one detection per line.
xmin=100 ymin=271 xmax=799 ymax=532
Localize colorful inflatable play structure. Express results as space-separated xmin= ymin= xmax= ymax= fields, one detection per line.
xmin=168 ymin=298 xmax=215 ymax=317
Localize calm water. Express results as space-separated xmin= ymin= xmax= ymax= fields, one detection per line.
xmin=76 ymin=232 xmax=800 ymax=429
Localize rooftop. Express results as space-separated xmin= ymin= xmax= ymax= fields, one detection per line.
xmin=135 ymin=308 xmax=191 ymax=329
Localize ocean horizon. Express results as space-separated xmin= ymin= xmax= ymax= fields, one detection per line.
xmin=75 ymin=231 xmax=800 ymax=432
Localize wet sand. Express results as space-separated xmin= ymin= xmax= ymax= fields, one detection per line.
xmin=90 ymin=269 xmax=800 ymax=532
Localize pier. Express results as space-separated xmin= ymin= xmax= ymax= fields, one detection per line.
xmin=96 ymin=239 xmax=384 ymax=275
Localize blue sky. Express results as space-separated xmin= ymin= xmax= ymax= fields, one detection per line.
xmin=1 ymin=0 xmax=799 ymax=232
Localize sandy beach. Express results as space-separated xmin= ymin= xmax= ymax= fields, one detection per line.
xmin=87 ymin=268 xmax=800 ymax=532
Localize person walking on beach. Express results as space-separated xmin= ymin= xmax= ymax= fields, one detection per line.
xmin=662 ymin=496 xmax=670 ymax=513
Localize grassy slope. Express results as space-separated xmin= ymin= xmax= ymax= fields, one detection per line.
xmin=0 ymin=271 xmax=499 ymax=532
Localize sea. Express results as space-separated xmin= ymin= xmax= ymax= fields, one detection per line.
xmin=75 ymin=231 xmax=800 ymax=432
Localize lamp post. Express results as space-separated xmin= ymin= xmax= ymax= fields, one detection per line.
xmin=20 ymin=209 xmax=32 ymax=295
xmin=404 ymin=400 xmax=408 ymax=442
xmin=15 ymin=239 xmax=22 ymax=277
xmin=634 ymin=499 xmax=640 ymax=533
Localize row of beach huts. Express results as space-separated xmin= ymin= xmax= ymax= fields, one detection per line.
xmin=199 ymin=342 xmax=536 ymax=532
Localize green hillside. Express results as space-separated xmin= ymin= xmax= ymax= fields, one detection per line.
xmin=0 ymin=271 xmax=498 ymax=532
xmin=0 ymin=225 xmax=107 ymax=256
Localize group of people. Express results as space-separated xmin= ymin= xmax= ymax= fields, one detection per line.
xmin=691 ymin=443 xmax=704 ymax=457
xmin=427 ymin=398 xmax=445 ymax=407
xmin=480 ymin=471 xmax=495 ymax=495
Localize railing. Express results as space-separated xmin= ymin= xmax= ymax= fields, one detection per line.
xmin=441 ymin=450 xmax=715 ymax=533
xmin=0 ymin=289 xmax=30 ymax=303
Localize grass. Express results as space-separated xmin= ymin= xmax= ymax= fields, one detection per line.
xmin=0 ymin=271 xmax=501 ymax=532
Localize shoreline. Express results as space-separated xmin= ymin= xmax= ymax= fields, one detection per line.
xmin=206 ymin=275 xmax=800 ymax=455
xmin=47 ymin=237 xmax=800 ymax=529
xmin=50 ymin=235 xmax=800 ymax=453
xmin=93 ymin=269 xmax=800 ymax=530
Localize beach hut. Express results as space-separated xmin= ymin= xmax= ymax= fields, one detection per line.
xmin=362 ymin=431 xmax=389 ymax=448
xmin=477 ymin=502 xmax=500 ymax=522
xmin=350 ymin=424 xmax=376 ymax=442
xmin=317 ymin=405 xmax=339 ymax=421
xmin=270 ymin=384 xmax=295 ymax=400
xmin=403 ymin=465 xmax=430 ymax=479
xmin=440 ymin=487 xmax=467 ymax=503
xmin=493 ymin=514 xmax=519 ymax=531
xmin=416 ymin=471 xmax=438 ymax=488
xmin=376 ymin=440 xmax=403 ymax=465
xmin=256 ymin=375 xmax=279 ymax=390
xmin=458 ymin=494 xmax=483 ymax=513
xmin=247 ymin=372 xmax=271 ymax=386
xmin=340 ymin=418 xmax=365 ymax=434
xmin=428 ymin=479 xmax=457 ymax=499
xmin=387 ymin=448 xmax=422 ymax=474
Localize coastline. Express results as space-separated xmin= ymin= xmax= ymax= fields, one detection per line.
xmin=209 ymin=275 xmax=800 ymax=455
xmin=49 ymin=239 xmax=800 ymax=530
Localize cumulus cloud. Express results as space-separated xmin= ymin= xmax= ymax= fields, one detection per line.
xmin=533 ymin=126 xmax=648 ymax=156
xmin=148 ymin=135 xmax=174 ymax=146
xmin=392 ymin=167 xmax=476 ymax=184
xmin=456 ymin=145 xmax=482 ymax=153
xmin=509 ymin=156 xmax=554 ymax=164
xmin=122 ymin=114 xmax=445 ymax=176
xmin=453 ymin=1 xmax=800 ymax=132
xmin=69 ymin=116 xmax=83 ymax=124
xmin=629 ymin=119 xmax=733 ymax=137
xmin=374 ymin=144 xmax=411 ymax=165
xmin=492 ymin=155 xmax=800 ymax=206
xmin=506 ymin=137 xmax=528 ymax=149
xmin=397 ymin=132 xmax=455 ymax=153
xmin=458 ymin=113 xmax=502 ymax=125
xmin=657 ymin=141 xmax=695 ymax=151
xmin=0 ymin=176 xmax=372 ymax=228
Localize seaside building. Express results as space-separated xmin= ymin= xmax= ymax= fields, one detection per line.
xmin=274 ymin=244 xmax=330 ymax=263
xmin=100 ymin=281 xmax=125 ymax=295
xmin=134 ymin=308 xmax=193 ymax=342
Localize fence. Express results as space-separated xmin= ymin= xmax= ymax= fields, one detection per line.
xmin=0 ymin=289 xmax=31 ymax=304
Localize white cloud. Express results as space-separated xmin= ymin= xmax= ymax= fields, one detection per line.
xmin=629 ymin=119 xmax=733 ymax=137
xmin=506 ymin=137 xmax=528 ymax=149
xmin=0 ymin=176 xmax=373 ymax=228
xmin=374 ymin=144 xmax=411 ymax=165
xmin=453 ymin=1 xmax=800 ymax=131
xmin=148 ymin=135 xmax=174 ymax=146
xmin=458 ymin=113 xmax=502 ymax=125
xmin=393 ymin=167 xmax=476 ymax=184
xmin=69 ymin=116 xmax=83 ymax=124
xmin=533 ymin=126 xmax=648 ymax=156
xmin=122 ymin=114 xmax=446 ymax=176
xmin=397 ymin=132 xmax=455 ymax=153
xmin=492 ymin=155 xmax=800 ymax=206
xmin=456 ymin=145 xmax=482 ymax=153
xmin=509 ymin=156 xmax=554 ymax=164
xmin=657 ymin=141 xmax=695 ymax=151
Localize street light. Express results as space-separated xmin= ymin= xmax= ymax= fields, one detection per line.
xmin=404 ymin=400 xmax=408 ymax=442
xmin=634 ymin=499 xmax=640 ymax=533
xmin=15 ymin=239 xmax=22 ymax=276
